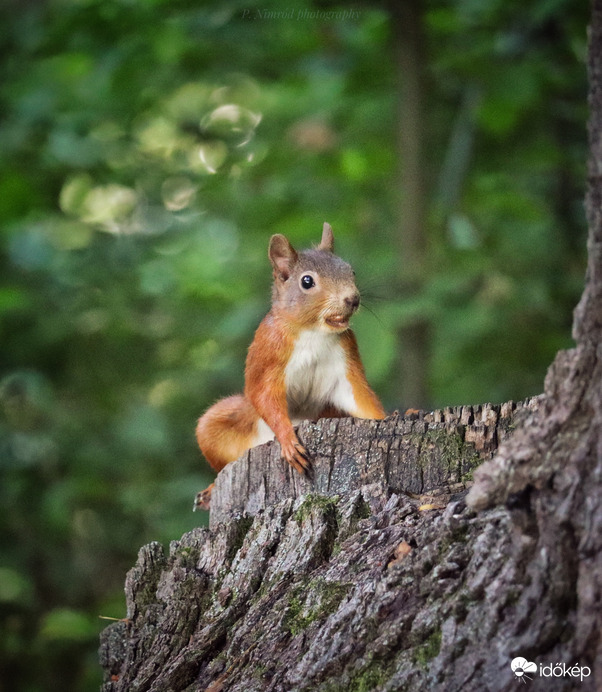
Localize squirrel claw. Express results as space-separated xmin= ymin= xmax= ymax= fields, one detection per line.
xmin=281 ymin=439 xmax=312 ymax=475
xmin=295 ymin=442 xmax=309 ymax=460
xmin=292 ymin=443 xmax=311 ymax=472
xmin=193 ymin=483 xmax=214 ymax=511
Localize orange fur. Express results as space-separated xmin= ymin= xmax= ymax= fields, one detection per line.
xmin=244 ymin=314 xmax=306 ymax=469
xmin=196 ymin=395 xmax=259 ymax=472
xmin=340 ymin=330 xmax=386 ymax=419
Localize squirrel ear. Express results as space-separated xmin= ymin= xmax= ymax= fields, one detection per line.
xmin=319 ymin=222 xmax=335 ymax=252
xmin=269 ymin=234 xmax=298 ymax=281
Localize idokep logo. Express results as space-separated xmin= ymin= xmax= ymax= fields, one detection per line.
xmin=511 ymin=658 xmax=537 ymax=683
xmin=510 ymin=656 xmax=592 ymax=684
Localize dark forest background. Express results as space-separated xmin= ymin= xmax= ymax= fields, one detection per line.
xmin=0 ymin=0 xmax=589 ymax=689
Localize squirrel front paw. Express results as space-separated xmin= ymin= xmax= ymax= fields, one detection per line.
xmin=279 ymin=435 xmax=311 ymax=474
xmin=193 ymin=483 xmax=214 ymax=511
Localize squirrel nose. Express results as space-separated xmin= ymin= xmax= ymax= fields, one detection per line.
xmin=345 ymin=292 xmax=360 ymax=311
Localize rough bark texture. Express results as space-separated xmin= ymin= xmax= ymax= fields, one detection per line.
xmin=100 ymin=7 xmax=602 ymax=691
xmin=209 ymin=399 xmax=539 ymax=528
xmin=99 ymin=399 xmax=554 ymax=692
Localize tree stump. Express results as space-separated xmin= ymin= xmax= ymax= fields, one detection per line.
xmin=208 ymin=399 xmax=540 ymax=527
xmin=100 ymin=398 xmax=588 ymax=692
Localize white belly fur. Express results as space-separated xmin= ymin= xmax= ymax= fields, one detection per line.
xmin=284 ymin=329 xmax=357 ymax=419
xmin=252 ymin=418 xmax=276 ymax=447
xmin=249 ymin=330 xmax=357 ymax=449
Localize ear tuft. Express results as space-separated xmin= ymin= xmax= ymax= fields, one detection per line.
xmin=319 ymin=222 xmax=335 ymax=252
xmin=268 ymin=234 xmax=298 ymax=280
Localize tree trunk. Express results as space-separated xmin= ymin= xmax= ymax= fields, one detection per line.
xmin=99 ymin=7 xmax=601 ymax=692
xmin=389 ymin=0 xmax=430 ymax=410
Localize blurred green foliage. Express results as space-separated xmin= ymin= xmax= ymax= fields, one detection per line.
xmin=0 ymin=0 xmax=588 ymax=689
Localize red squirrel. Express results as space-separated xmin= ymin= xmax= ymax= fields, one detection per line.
xmin=194 ymin=222 xmax=385 ymax=510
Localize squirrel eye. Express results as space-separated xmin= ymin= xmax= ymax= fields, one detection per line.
xmin=300 ymin=274 xmax=315 ymax=290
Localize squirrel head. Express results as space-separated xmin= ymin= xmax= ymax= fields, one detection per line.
xmin=268 ymin=222 xmax=360 ymax=332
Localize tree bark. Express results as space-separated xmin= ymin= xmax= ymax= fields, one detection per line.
xmin=99 ymin=6 xmax=601 ymax=692
xmin=99 ymin=398 xmax=555 ymax=692
xmin=208 ymin=399 xmax=539 ymax=527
